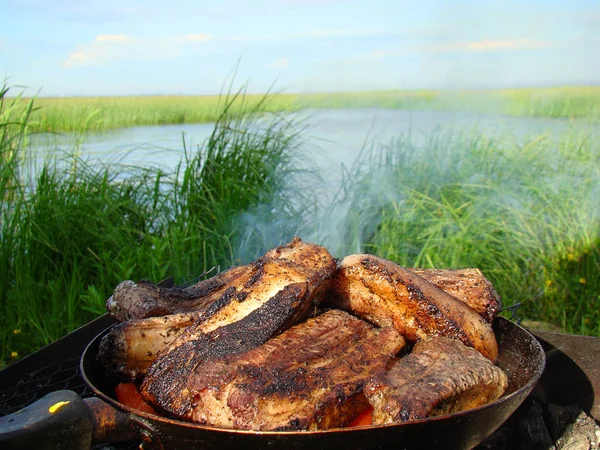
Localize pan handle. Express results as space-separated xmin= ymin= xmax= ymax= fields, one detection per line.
xmin=0 ymin=390 xmax=140 ymax=449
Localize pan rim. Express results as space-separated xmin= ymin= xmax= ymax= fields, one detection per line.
xmin=80 ymin=315 xmax=546 ymax=436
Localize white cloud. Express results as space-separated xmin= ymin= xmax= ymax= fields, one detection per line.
xmin=368 ymin=38 xmax=554 ymax=62
xmin=295 ymin=29 xmax=383 ymax=39
xmin=63 ymin=33 xmax=215 ymax=67
xmin=367 ymin=49 xmax=417 ymax=60
xmin=64 ymin=52 xmax=89 ymax=67
xmin=180 ymin=34 xmax=214 ymax=43
xmin=63 ymin=29 xmax=390 ymax=67
xmin=433 ymin=39 xmax=553 ymax=53
xmin=275 ymin=0 xmax=341 ymax=6
xmin=68 ymin=52 xmax=88 ymax=61
xmin=270 ymin=57 xmax=289 ymax=69
xmin=95 ymin=34 xmax=134 ymax=42
xmin=213 ymin=29 xmax=389 ymax=42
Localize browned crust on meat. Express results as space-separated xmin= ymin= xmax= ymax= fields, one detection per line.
xmin=365 ymin=337 xmax=508 ymax=423
xmin=141 ymin=283 xmax=315 ymax=417
xmin=328 ymin=254 xmax=498 ymax=361
xmin=409 ymin=268 xmax=502 ymax=323
xmin=140 ymin=237 xmax=337 ymax=419
xmin=106 ymin=264 xmax=252 ymax=322
xmin=187 ymin=309 xmax=405 ymax=430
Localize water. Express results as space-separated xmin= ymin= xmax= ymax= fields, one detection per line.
xmin=28 ymin=122 xmax=217 ymax=169
xmin=28 ymin=108 xmax=593 ymax=187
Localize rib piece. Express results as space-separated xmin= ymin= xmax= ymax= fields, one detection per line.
xmin=106 ymin=264 xmax=251 ymax=322
xmin=186 ymin=309 xmax=405 ymax=430
xmin=98 ymin=311 xmax=201 ymax=382
xmin=364 ymin=337 xmax=508 ymax=424
xmin=409 ymin=268 xmax=502 ymax=323
xmin=140 ymin=237 xmax=337 ymax=418
xmin=327 ymin=254 xmax=498 ymax=361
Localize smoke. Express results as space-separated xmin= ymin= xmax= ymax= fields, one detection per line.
xmin=230 ymin=112 xmax=411 ymax=262
xmin=229 ymin=111 xmax=600 ymax=272
xmin=231 ymin=161 xmax=401 ymax=261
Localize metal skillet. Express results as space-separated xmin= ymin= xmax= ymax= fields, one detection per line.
xmin=0 ymin=316 xmax=545 ymax=450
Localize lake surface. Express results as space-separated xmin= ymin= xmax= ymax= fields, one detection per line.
xmin=28 ymin=108 xmax=597 ymax=203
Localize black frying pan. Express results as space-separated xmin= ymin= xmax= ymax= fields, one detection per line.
xmin=0 ymin=316 xmax=545 ymax=450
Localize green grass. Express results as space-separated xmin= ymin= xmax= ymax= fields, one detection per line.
xmin=13 ymin=85 xmax=599 ymax=134
xmin=22 ymin=94 xmax=298 ymax=132
xmin=333 ymin=128 xmax=600 ymax=335
xmin=498 ymin=86 xmax=600 ymax=119
xmin=21 ymin=90 xmax=441 ymax=133
xmin=0 ymin=85 xmax=306 ymax=367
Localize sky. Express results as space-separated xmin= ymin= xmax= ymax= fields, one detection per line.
xmin=2 ymin=0 xmax=600 ymax=96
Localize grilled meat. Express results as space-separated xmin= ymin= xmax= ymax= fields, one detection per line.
xmin=101 ymin=266 xmax=500 ymax=383
xmin=409 ymin=268 xmax=502 ymax=323
xmin=107 ymin=264 xmax=500 ymax=325
xmin=106 ymin=264 xmax=251 ymax=322
xmin=327 ymin=254 xmax=498 ymax=361
xmin=98 ymin=311 xmax=201 ymax=381
xmin=186 ymin=309 xmax=405 ymax=430
xmin=365 ymin=336 xmax=508 ymax=424
xmin=101 ymin=266 xmax=501 ymax=382
xmin=140 ymin=237 xmax=337 ymax=418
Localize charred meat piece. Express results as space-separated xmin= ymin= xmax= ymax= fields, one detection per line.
xmin=365 ymin=336 xmax=508 ymax=424
xmin=102 ymin=266 xmax=500 ymax=382
xmin=327 ymin=254 xmax=498 ymax=361
xmin=409 ymin=268 xmax=502 ymax=323
xmin=98 ymin=311 xmax=202 ymax=382
xmin=106 ymin=264 xmax=251 ymax=322
xmin=107 ymin=266 xmax=502 ymax=324
xmin=140 ymin=237 xmax=337 ymax=418
xmin=186 ymin=309 xmax=405 ymax=430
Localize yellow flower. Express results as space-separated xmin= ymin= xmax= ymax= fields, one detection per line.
xmin=579 ymin=278 xmax=587 ymax=284
xmin=11 ymin=351 xmax=18 ymax=358
xmin=567 ymin=253 xmax=576 ymax=261
xmin=13 ymin=329 xmax=21 ymax=335
xmin=545 ymin=280 xmax=553 ymax=287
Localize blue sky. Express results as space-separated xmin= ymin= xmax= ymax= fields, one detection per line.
xmin=2 ymin=0 xmax=599 ymax=96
